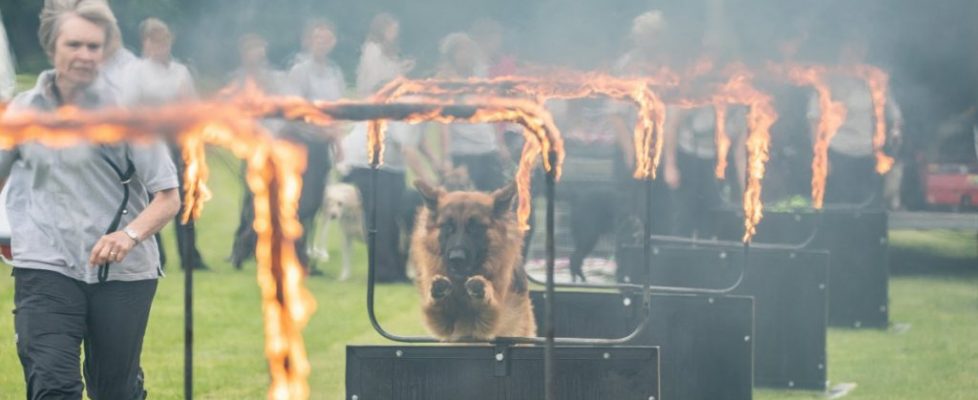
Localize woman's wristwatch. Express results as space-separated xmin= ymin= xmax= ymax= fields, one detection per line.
xmin=123 ymin=227 xmax=141 ymax=244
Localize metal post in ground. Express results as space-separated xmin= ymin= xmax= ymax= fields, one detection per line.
xmin=544 ymin=151 xmax=557 ymax=400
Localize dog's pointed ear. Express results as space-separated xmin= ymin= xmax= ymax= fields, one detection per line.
xmin=415 ymin=179 xmax=444 ymax=211
xmin=491 ymin=181 xmax=518 ymax=217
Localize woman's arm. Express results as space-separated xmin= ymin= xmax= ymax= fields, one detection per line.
xmin=89 ymin=187 xmax=181 ymax=266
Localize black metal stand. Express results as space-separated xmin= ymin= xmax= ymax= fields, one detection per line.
xmin=544 ymin=154 xmax=556 ymax=400
xmin=182 ymin=222 xmax=194 ymax=400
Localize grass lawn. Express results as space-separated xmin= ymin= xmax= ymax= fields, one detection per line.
xmin=15 ymin=74 xmax=35 ymax=93
xmin=1 ymin=147 xmax=977 ymax=399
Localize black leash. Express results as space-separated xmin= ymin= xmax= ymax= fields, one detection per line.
xmin=98 ymin=145 xmax=135 ymax=283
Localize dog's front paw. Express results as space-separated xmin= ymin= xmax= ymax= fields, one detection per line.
xmin=464 ymin=276 xmax=488 ymax=300
xmin=431 ymin=275 xmax=453 ymax=300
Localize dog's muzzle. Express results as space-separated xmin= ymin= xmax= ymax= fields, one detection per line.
xmin=446 ymin=248 xmax=474 ymax=276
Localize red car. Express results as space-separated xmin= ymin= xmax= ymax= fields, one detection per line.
xmin=920 ymin=127 xmax=978 ymax=210
xmin=922 ymin=163 xmax=978 ymax=208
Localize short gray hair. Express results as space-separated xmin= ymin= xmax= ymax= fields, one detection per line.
xmin=139 ymin=17 xmax=172 ymax=43
xmin=631 ymin=10 xmax=666 ymax=39
xmin=439 ymin=32 xmax=476 ymax=57
xmin=38 ymin=0 xmax=121 ymax=58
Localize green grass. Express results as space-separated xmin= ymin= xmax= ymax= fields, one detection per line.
xmin=1 ymin=148 xmax=976 ymax=398
xmin=15 ymin=74 xmax=35 ymax=93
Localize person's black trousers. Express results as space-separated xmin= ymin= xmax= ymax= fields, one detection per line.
xmin=230 ymin=162 xmax=257 ymax=269
xmin=296 ymin=139 xmax=332 ymax=270
xmin=13 ymin=268 xmax=157 ymax=400
xmin=672 ymin=150 xmax=723 ymax=238
xmin=345 ymin=167 xmax=407 ymax=282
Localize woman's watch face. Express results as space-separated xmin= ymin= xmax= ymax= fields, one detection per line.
xmin=123 ymin=227 xmax=141 ymax=243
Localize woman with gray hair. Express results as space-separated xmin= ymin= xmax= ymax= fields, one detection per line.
xmin=0 ymin=1 xmax=180 ymax=398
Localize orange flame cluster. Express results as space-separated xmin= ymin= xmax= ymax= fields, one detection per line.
xmin=661 ymin=64 xmax=777 ymax=241
xmin=226 ymin=79 xmax=570 ymax=232
xmin=769 ymin=63 xmax=847 ymax=209
xmin=0 ymin=99 xmax=316 ymax=399
xmin=226 ymin=80 xmax=572 ymax=234
xmin=711 ymin=67 xmax=778 ymax=242
xmin=373 ymin=73 xmax=667 ymax=181
xmin=713 ymin=104 xmax=730 ymax=179
xmin=849 ymin=65 xmax=894 ymax=174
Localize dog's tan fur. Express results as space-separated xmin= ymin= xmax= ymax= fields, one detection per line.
xmin=410 ymin=181 xmax=536 ymax=341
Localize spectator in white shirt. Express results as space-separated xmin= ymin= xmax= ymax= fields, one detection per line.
xmin=127 ymin=17 xmax=207 ymax=270
xmin=287 ymin=19 xmax=349 ymax=275
xmin=356 ymin=13 xmax=414 ymax=98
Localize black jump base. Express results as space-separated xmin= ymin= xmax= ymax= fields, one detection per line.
xmin=531 ymin=291 xmax=753 ymax=400
xmin=618 ymin=243 xmax=830 ymax=390
xmin=346 ymin=344 xmax=660 ymax=400
xmin=713 ymin=209 xmax=889 ymax=328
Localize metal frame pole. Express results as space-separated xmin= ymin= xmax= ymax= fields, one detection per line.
xmin=544 ymin=151 xmax=557 ymax=400
xmin=184 ymin=226 xmax=193 ymax=400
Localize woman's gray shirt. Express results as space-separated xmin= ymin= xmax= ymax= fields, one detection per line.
xmin=0 ymin=70 xmax=179 ymax=283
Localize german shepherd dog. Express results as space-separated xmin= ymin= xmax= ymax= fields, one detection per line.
xmin=411 ymin=180 xmax=536 ymax=341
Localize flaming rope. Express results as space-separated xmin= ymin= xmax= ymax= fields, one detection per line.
xmin=850 ymin=64 xmax=894 ymax=174
xmin=714 ymin=70 xmax=778 ymax=242
xmin=662 ymin=65 xmax=778 ymax=241
xmin=713 ymin=104 xmax=731 ymax=179
xmin=769 ymin=63 xmax=847 ymax=209
xmin=242 ymin=96 xmax=564 ymax=232
xmin=371 ymin=73 xmax=667 ymax=180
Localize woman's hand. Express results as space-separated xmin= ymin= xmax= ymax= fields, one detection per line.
xmin=89 ymin=231 xmax=137 ymax=266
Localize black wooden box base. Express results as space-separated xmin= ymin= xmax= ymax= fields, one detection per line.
xmin=618 ymin=244 xmax=829 ymax=390
xmin=713 ymin=209 xmax=889 ymax=328
xmin=531 ymin=291 xmax=753 ymax=400
xmin=346 ymin=345 xmax=659 ymax=400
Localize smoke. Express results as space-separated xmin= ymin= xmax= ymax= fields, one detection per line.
xmin=5 ymin=0 xmax=977 ymax=144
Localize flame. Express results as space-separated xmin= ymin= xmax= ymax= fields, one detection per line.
xmin=850 ymin=64 xmax=894 ymax=174
xmin=661 ymin=64 xmax=777 ymax=241
xmin=709 ymin=66 xmax=777 ymax=242
xmin=713 ymin=104 xmax=730 ymax=179
xmin=769 ymin=63 xmax=847 ymax=209
xmin=358 ymin=97 xmax=564 ymax=231
xmin=226 ymin=89 xmax=566 ymax=233
xmin=366 ymin=119 xmax=387 ymax=166
xmin=254 ymin=141 xmax=314 ymax=400
xmin=372 ymin=73 xmax=666 ymax=181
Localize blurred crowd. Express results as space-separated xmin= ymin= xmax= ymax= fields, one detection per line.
xmin=1 ymin=4 xmax=923 ymax=279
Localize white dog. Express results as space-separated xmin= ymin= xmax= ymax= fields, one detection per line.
xmin=310 ymin=182 xmax=364 ymax=281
